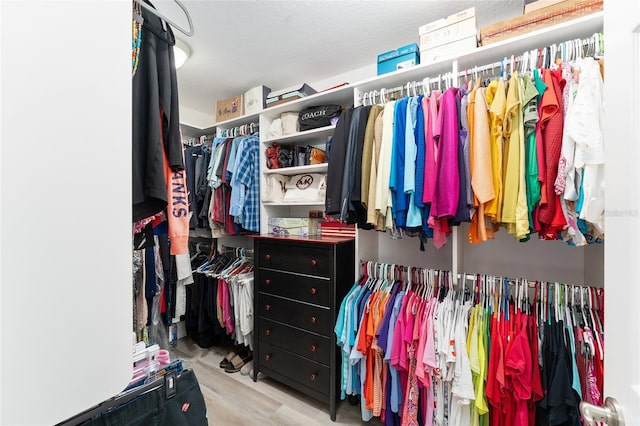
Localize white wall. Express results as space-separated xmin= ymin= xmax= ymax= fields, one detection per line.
xmin=359 ymin=220 xmax=603 ymax=287
xmin=0 ymin=1 xmax=132 ymax=424
xmin=603 ymin=1 xmax=640 ymax=422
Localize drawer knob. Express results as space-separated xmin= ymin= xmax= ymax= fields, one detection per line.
xmin=310 ymin=373 xmax=317 ymax=381
xmin=265 ymin=279 xmax=271 ymax=286
xmin=265 ymin=329 xmax=272 ymax=336
xmin=310 ymin=287 xmax=317 ymax=295
xmin=311 ymin=259 xmax=318 ymax=266
xmin=310 ymin=345 xmax=317 ymax=352
xmin=310 ymin=316 xmax=317 ymax=324
xmin=265 ymin=304 xmax=272 ymax=311
xmin=265 ymin=254 xmax=271 ymax=261
xmin=265 ymin=354 xmax=272 ymax=361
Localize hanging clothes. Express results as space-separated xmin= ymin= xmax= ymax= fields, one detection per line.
xmin=326 ymin=36 xmax=605 ymax=249
xmin=336 ymin=262 xmax=604 ymax=426
xmin=187 ymin=248 xmax=254 ymax=349
xmin=133 ymin=0 xmax=183 ymax=222
xmin=204 ymin=135 xmax=260 ymax=235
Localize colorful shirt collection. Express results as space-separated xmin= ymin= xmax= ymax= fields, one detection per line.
xmin=335 ymin=265 xmax=604 ymax=426
xmin=334 ymin=57 xmax=604 ymax=248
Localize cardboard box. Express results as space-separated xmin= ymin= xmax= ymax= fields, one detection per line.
xmin=418 ymin=7 xmax=476 ymax=35
xmin=377 ymin=43 xmax=420 ymax=75
xmin=244 ymin=85 xmax=271 ymax=115
xmin=525 ymin=0 xmax=567 ymax=14
xmin=420 ymin=35 xmax=477 ymax=63
xmin=267 ymin=217 xmax=313 ymax=237
xmin=215 ymin=95 xmax=243 ymax=123
xmin=419 ymin=21 xmax=477 ymax=50
xmin=480 ymin=0 xmax=602 ymax=46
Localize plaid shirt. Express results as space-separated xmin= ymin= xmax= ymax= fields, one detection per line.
xmin=234 ymin=135 xmax=260 ymax=232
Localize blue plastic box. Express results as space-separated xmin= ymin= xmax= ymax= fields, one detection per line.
xmin=377 ymin=43 xmax=420 ymax=75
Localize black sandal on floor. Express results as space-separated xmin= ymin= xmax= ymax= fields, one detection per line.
xmin=224 ymin=351 xmax=253 ymax=373
xmin=219 ymin=351 xmax=237 ymax=369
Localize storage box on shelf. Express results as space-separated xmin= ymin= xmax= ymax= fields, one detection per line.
xmin=377 ymin=43 xmax=420 ymax=75
xmin=266 ymin=83 xmax=317 ymax=108
xmin=244 ymin=85 xmax=271 ymax=115
xmin=479 ymin=0 xmax=602 ymax=46
xmin=267 ymin=217 xmax=319 ymax=237
xmin=525 ymin=0 xmax=568 ymax=14
xmin=215 ymin=95 xmax=244 ymax=123
xmin=418 ymin=6 xmax=477 ymax=59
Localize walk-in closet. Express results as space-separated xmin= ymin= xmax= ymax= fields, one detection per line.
xmin=1 ymin=1 xmax=639 ymax=425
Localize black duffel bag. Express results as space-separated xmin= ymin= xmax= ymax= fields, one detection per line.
xmin=298 ymin=104 xmax=342 ymax=131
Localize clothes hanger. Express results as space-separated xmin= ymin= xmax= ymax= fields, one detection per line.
xmin=368 ymin=262 xmax=379 ymax=290
xmin=138 ymin=0 xmax=195 ymax=37
xmin=422 ymin=77 xmax=430 ymax=96
xmin=513 ymin=279 xmax=520 ymax=314
xmin=541 ymin=281 xmax=548 ymax=323
xmin=522 ymin=279 xmax=529 ymax=314
xmin=592 ymin=287 xmax=604 ymax=332
xmin=588 ymin=286 xmax=604 ymax=358
xmin=568 ymin=285 xmax=575 ymax=327
xmin=361 ymin=92 xmax=368 ymax=106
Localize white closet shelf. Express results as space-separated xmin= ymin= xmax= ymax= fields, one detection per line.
xmin=262 ymin=125 xmax=336 ymax=145
xmin=263 ymin=163 xmax=328 ymax=175
xmin=457 ymin=12 xmax=603 ymax=70
xmin=262 ymin=201 xmax=326 ymax=207
xmin=214 ymin=112 xmax=260 ymax=129
xmin=260 ymin=84 xmax=354 ymax=120
xmin=354 ymin=54 xmax=454 ymax=95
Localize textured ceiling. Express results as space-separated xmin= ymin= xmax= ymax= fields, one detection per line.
xmin=153 ymin=0 xmax=525 ymax=127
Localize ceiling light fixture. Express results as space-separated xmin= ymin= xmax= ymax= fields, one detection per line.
xmin=174 ymin=39 xmax=191 ymax=69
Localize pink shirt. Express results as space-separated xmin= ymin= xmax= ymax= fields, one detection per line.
xmin=422 ymin=91 xmax=441 ymax=204
xmin=432 ymin=88 xmax=460 ymax=218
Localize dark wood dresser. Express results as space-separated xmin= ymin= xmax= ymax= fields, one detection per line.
xmin=252 ymin=236 xmax=355 ymax=421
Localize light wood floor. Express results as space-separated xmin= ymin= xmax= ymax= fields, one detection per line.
xmin=171 ymin=338 xmax=378 ymax=425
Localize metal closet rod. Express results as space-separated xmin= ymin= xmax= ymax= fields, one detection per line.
xmin=138 ymin=0 xmax=195 ymax=36
xmin=359 ymin=260 xmax=600 ymax=290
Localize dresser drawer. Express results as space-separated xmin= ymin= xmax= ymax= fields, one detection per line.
xmin=260 ymin=341 xmax=330 ymax=396
xmin=259 ymin=294 xmax=331 ymax=336
xmin=257 ymin=242 xmax=332 ymax=277
xmin=259 ymin=318 xmax=330 ymax=365
xmin=258 ymin=269 xmax=331 ymax=307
